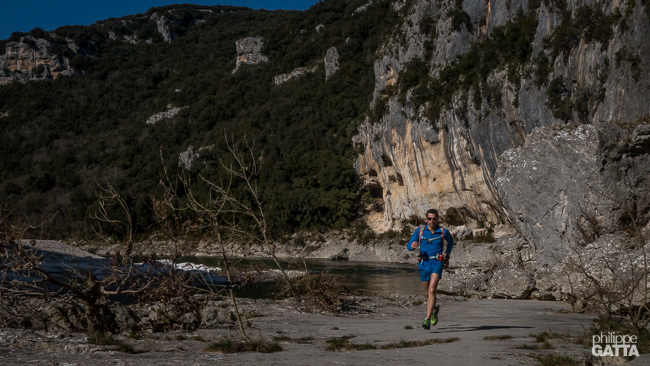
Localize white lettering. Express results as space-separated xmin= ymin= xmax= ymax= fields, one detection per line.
xmin=602 ymin=345 xmax=614 ymax=356
xmin=591 ymin=332 xmax=639 ymax=358
xmin=612 ymin=344 xmax=625 ymax=356
xmin=592 ymin=344 xmax=602 ymax=356
xmin=593 ymin=334 xmax=601 ymax=344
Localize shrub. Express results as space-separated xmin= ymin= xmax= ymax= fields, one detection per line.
xmin=546 ymin=76 xmax=573 ymax=121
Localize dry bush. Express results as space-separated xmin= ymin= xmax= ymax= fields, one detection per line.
xmin=560 ymin=177 xmax=650 ymax=332
xmin=0 ymin=185 xmax=212 ymax=336
xmin=282 ymin=269 xmax=351 ymax=313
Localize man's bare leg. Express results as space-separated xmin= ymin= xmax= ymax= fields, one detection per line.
xmin=423 ymin=273 xmax=441 ymax=319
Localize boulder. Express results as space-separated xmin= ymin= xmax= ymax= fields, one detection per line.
xmin=489 ymin=268 xmax=535 ymax=299
xmin=440 ymin=267 xmax=489 ymax=297
xmin=455 ymin=226 xmax=473 ymax=240
xmin=328 ymin=248 xmax=349 ymax=261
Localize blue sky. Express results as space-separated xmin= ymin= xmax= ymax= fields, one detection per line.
xmin=1 ymin=1 xmax=321 ymax=40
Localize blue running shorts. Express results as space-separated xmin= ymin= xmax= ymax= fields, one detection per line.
xmin=419 ymin=258 xmax=444 ymax=281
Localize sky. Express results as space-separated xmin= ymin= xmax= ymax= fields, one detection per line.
xmin=0 ymin=1 xmax=321 ymax=40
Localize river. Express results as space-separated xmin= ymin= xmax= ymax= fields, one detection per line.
xmin=180 ymin=257 xmax=424 ymax=298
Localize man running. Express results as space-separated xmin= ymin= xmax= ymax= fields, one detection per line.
xmin=407 ymin=209 xmax=454 ymax=329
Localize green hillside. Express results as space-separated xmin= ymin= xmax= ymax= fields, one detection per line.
xmin=0 ymin=0 xmax=398 ymax=238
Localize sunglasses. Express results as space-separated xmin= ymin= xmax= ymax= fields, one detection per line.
xmin=426 ymin=217 xmax=438 ymax=221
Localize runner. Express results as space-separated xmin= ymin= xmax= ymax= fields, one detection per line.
xmin=406 ymin=209 xmax=454 ymax=329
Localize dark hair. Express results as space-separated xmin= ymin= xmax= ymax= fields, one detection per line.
xmin=426 ymin=209 xmax=438 ymax=217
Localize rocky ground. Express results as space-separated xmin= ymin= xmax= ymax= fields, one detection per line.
xmin=1 ymin=294 xmax=649 ymax=366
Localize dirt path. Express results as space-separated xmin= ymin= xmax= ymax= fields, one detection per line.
xmin=1 ymin=295 xmax=648 ymax=365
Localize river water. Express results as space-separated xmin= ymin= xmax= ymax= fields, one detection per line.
xmin=180 ymin=257 xmax=424 ymax=298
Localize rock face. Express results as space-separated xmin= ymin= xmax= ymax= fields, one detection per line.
xmin=179 ymin=146 xmax=199 ymax=169
xmin=232 ymin=37 xmax=268 ymax=73
xmin=324 ymin=47 xmax=339 ymax=80
xmin=496 ymin=125 xmax=602 ymax=265
xmin=145 ymin=105 xmax=185 ymax=125
xmin=108 ymin=31 xmax=140 ymax=44
xmin=177 ymin=144 xmax=213 ymax=169
xmin=274 ymin=66 xmax=318 ymax=85
xmin=0 ymin=36 xmax=76 ymax=85
xmin=150 ymin=13 xmax=177 ymax=43
xmin=353 ymin=0 xmax=650 ymax=234
xmin=496 ymin=122 xmax=650 ymax=266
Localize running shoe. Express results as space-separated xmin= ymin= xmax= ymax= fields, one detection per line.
xmin=430 ymin=305 xmax=440 ymax=326
xmin=421 ymin=318 xmax=431 ymax=330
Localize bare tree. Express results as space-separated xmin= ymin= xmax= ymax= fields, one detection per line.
xmin=155 ymin=148 xmax=252 ymax=341
xmin=91 ymin=182 xmax=134 ymax=259
xmin=208 ymin=136 xmax=300 ymax=300
xmin=558 ymin=176 xmax=650 ymax=332
xmin=0 ymin=206 xmax=154 ymax=335
xmin=151 ymin=135 xmax=308 ymax=339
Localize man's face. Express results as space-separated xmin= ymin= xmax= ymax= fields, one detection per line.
xmin=426 ymin=215 xmax=438 ymax=225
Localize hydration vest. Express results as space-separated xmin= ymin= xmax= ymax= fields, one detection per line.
xmin=418 ymin=225 xmax=448 ymax=259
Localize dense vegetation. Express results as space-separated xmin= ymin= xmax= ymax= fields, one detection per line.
xmin=0 ymin=0 xmax=399 ymax=239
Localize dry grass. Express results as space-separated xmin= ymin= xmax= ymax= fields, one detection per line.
xmin=204 ymin=338 xmax=283 ymax=353
xmin=483 ymin=335 xmax=514 ymax=341
xmin=326 ymin=336 xmax=459 ymax=351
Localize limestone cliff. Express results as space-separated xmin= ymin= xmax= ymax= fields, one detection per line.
xmin=354 ymin=0 xmax=650 ymax=234
xmin=0 ymin=36 xmax=77 ymax=85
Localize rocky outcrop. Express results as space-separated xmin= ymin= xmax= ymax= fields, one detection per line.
xmin=274 ymin=46 xmax=339 ymax=84
xmin=355 ymin=1 xmax=374 ymax=14
xmin=442 ymin=268 xmax=490 ymax=297
xmin=274 ymin=66 xmax=318 ymax=85
xmin=0 ymin=36 xmax=77 ymax=85
xmin=150 ymin=13 xmax=177 ymax=43
xmin=108 ymin=31 xmax=139 ymax=44
xmin=232 ymin=37 xmax=268 ymax=73
xmin=145 ymin=105 xmax=185 ymax=125
xmin=179 ymin=146 xmax=199 ymax=169
xmin=178 ymin=144 xmax=214 ymax=169
xmin=324 ymin=47 xmax=339 ymax=80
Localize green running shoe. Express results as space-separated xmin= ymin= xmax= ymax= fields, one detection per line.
xmin=421 ymin=318 xmax=431 ymax=330
xmin=430 ymin=305 xmax=440 ymax=326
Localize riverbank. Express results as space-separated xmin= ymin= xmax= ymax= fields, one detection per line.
xmin=1 ymin=294 xmax=647 ymax=365
xmin=3 ymin=240 xmax=649 ymax=365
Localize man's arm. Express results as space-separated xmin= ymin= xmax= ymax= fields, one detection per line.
xmin=407 ymin=228 xmax=419 ymax=251
xmin=443 ymin=229 xmax=454 ymax=268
